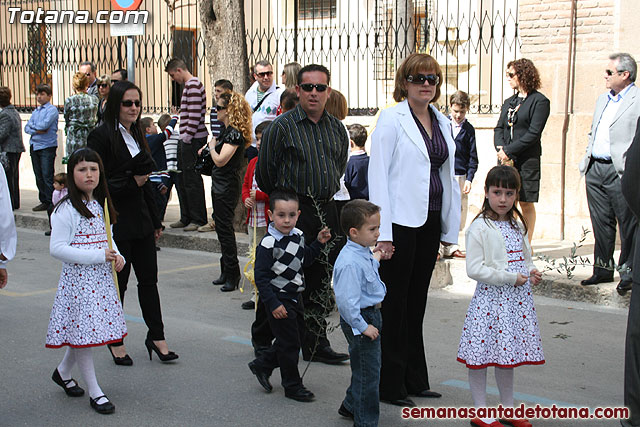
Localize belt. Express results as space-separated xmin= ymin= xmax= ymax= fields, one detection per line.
xmin=592 ymin=157 xmax=612 ymax=164
xmin=363 ymin=302 xmax=382 ymax=311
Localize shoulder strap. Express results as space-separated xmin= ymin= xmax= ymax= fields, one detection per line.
xmin=253 ymin=91 xmax=273 ymax=112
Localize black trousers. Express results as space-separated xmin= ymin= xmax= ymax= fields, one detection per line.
xmin=378 ymin=213 xmax=441 ymax=401
xmin=254 ymin=298 xmax=305 ymax=392
xmin=624 ymin=281 xmax=640 ymax=427
xmin=114 ymin=233 xmax=165 ymax=341
xmin=176 ymin=138 xmax=207 ymax=226
xmin=212 ymin=186 xmax=240 ymax=279
xmin=251 ymin=295 xmax=275 ymax=348
xmin=295 ymin=196 xmax=345 ymax=355
xmin=585 ymin=161 xmax=637 ymax=281
xmin=5 ymin=152 xmax=21 ymax=210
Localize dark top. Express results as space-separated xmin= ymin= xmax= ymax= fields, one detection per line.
xmin=494 ymin=90 xmax=550 ymax=164
xmin=344 ymin=153 xmax=369 ymax=200
xmin=451 ymin=119 xmax=479 ymax=181
xmin=211 ymin=125 xmax=245 ymax=195
xmin=96 ymin=98 xmax=107 ymax=126
xmin=146 ymin=117 xmax=178 ymax=172
xmin=87 ymin=123 xmax=162 ymax=240
xmin=621 ymin=117 xmax=640 ymax=283
xmin=411 ymin=107 xmax=448 ymax=211
xmin=256 ymin=104 xmax=349 ymax=200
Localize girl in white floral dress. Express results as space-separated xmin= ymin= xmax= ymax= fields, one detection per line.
xmin=457 ymin=166 xmax=544 ymax=427
xmin=46 ymin=148 xmax=126 ymax=415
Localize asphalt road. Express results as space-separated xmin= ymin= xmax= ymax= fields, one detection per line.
xmin=0 ymin=228 xmax=630 ymax=426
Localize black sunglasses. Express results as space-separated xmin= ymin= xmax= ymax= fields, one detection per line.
xmin=406 ymin=73 xmax=440 ymax=86
xmin=605 ymin=69 xmax=624 ymax=76
xmin=98 ymin=83 xmax=109 ymax=88
xmin=299 ymin=83 xmax=328 ymax=92
xmin=506 ymin=71 xmax=516 ymax=78
xmin=256 ymin=71 xmax=273 ymax=78
xmin=121 ymin=100 xmax=141 ymax=107
xmin=216 ymin=105 xmax=227 ymax=111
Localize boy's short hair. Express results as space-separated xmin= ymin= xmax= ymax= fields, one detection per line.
xmin=347 ymin=124 xmax=367 ymax=148
xmin=36 ymin=84 xmax=52 ymax=96
xmin=450 ymin=90 xmax=470 ymax=109
xmin=54 ymin=172 xmax=67 ymax=185
xmin=280 ymin=88 xmax=299 ymax=112
xmin=255 ymin=120 xmax=273 ymax=137
xmin=269 ymin=188 xmax=299 ymax=211
xmin=165 ymin=58 xmax=188 ymax=73
xmin=140 ymin=117 xmax=154 ymax=131
xmin=157 ymin=114 xmax=172 ymax=130
xmin=214 ymin=79 xmax=233 ymax=91
xmin=341 ymin=200 xmax=381 ymax=234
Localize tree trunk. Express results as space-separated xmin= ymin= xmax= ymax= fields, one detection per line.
xmin=199 ymin=0 xmax=250 ymax=94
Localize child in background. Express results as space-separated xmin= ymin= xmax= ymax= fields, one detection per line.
xmin=457 ymin=166 xmax=543 ymax=427
xmin=344 ymin=124 xmax=370 ymax=200
xmin=46 ymin=148 xmax=126 ymax=415
xmin=248 ymin=189 xmax=331 ymax=403
xmin=52 ymin=173 xmax=68 ymax=206
xmin=333 ymin=199 xmax=387 ymax=427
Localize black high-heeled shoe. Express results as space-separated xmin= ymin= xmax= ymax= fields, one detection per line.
xmin=144 ymin=338 xmax=179 ymax=362
xmin=107 ymin=344 xmax=133 ymax=366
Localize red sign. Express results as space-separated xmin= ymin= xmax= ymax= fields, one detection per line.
xmin=111 ymin=0 xmax=143 ymax=11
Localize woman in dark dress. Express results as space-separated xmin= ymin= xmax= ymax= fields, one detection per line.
xmin=87 ymin=81 xmax=178 ymax=365
xmin=205 ymin=91 xmax=252 ymax=291
xmin=494 ymin=58 xmax=550 ymax=243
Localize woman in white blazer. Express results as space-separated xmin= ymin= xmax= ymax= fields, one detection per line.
xmin=369 ymin=53 xmax=461 ymax=406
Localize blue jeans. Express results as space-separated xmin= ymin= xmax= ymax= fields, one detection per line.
xmin=30 ymin=145 xmax=56 ymax=206
xmin=340 ymin=307 xmax=382 ymax=427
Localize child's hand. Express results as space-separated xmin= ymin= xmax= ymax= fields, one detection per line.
xmin=158 ymin=183 xmax=168 ymax=195
xmin=250 ymin=189 xmax=256 ymax=200
xmin=114 ymin=255 xmax=125 ymax=272
xmin=105 ymin=248 xmax=118 ymax=262
xmin=362 ymin=324 xmax=379 ymax=340
xmin=170 ymin=106 xmax=178 ymax=115
xmin=515 ymin=273 xmax=529 ymax=287
xmin=372 ymin=250 xmax=382 ymax=262
xmin=463 ymin=180 xmax=472 ymax=194
xmin=244 ymin=198 xmax=255 ymax=209
xmin=317 ymin=227 xmax=331 ymax=244
xmin=373 ymin=242 xmax=394 ymax=260
xmin=134 ymin=174 xmax=149 ymax=187
xmin=529 ymin=269 xmax=542 ymax=285
xmin=272 ymin=304 xmax=288 ymax=319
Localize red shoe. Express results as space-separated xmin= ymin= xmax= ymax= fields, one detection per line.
xmin=470 ymin=418 xmax=505 ymax=427
xmin=451 ymin=249 xmax=466 ymax=258
xmin=500 ymin=419 xmax=532 ymax=427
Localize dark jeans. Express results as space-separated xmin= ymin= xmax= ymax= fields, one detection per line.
xmin=30 ymin=146 xmax=56 ymax=207
xmin=5 ymin=152 xmax=21 ymax=210
xmin=341 ymin=308 xmax=382 ymax=427
xmin=114 ymin=233 xmax=165 ymax=341
xmin=378 ymin=213 xmax=441 ymax=401
xmin=296 ymin=196 xmax=345 ymax=355
xmin=176 ymin=138 xmax=207 ymax=226
xmin=212 ymin=187 xmax=240 ymax=279
xmin=254 ymin=297 xmax=305 ymax=392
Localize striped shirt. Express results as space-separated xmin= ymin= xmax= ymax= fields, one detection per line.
xmin=179 ymin=77 xmax=208 ymax=144
xmin=210 ymin=107 xmax=223 ymax=138
xmin=256 ymin=104 xmax=349 ymax=200
xmin=164 ymin=129 xmax=180 ymax=171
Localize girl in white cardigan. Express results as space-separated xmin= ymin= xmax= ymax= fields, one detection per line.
xmin=457 ymin=166 xmax=544 ymax=427
xmin=46 ymin=148 xmax=125 ymax=415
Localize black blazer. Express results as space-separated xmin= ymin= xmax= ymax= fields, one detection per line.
xmin=621 ymin=117 xmax=640 ymax=283
xmin=87 ymin=123 xmax=162 ymax=240
xmin=494 ymin=90 xmax=550 ymax=164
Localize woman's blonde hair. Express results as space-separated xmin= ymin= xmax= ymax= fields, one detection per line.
xmin=325 ymin=89 xmax=348 ymax=120
xmin=220 ymin=91 xmax=253 ymax=147
xmin=393 ymin=53 xmax=443 ymax=103
xmin=282 ymin=62 xmax=302 ymax=89
xmin=96 ymin=74 xmax=111 ymax=86
xmin=72 ymin=72 xmax=89 ymax=93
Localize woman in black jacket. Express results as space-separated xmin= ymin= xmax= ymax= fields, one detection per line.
xmin=87 ymin=81 xmax=178 ymax=365
xmin=494 ymin=58 xmax=550 ymax=243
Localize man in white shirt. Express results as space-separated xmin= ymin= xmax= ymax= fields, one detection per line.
xmin=245 ymin=60 xmax=283 ymax=145
xmin=579 ymin=53 xmax=640 ymax=294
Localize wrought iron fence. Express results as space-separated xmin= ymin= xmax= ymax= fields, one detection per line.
xmin=0 ymin=0 xmax=520 ymax=115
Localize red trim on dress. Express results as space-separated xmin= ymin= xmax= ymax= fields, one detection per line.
xmin=45 ymin=333 xmax=128 ymax=349
xmin=456 ymin=357 xmax=545 ymax=369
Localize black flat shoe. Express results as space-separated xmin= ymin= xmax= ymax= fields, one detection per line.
xmin=302 ymin=346 xmax=349 ymax=364
xmin=248 ymin=361 xmax=272 ymax=392
xmin=285 ymin=387 xmax=315 ymax=402
xmin=107 ymin=344 xmax=133 ymax=366
xmin=617 ymin=280 xmax=633 ymax=295
xmin=381 ymin=397 xmax=416 ymax=407
xmin=580 ymin=274 xmax=614 ymax=286
xmin=144 ymin=338 xmax=179 ymax=362
xmin=338 ymin=403 xmax=354 ymax=418
xmin=52 ymin=369 xmax=84 ymax=397
xmin=90 ymin=395 xmax=115 ymax=414
xmin=241 ymin=300 xmax=255 ymax=310
xmin=411 ymin=389 xmax=442 ymax=398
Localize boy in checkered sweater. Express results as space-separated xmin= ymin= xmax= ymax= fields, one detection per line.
xmin=248 ymin=189 xmax=331 ymax=402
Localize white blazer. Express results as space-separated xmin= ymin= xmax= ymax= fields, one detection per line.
xmin=0 ymin=164 xmax=16 ymax=267
xmin=465 ymin=216 xmax=536 ymax=286
xmin=368 ymin=100 xmax=461 ymax=243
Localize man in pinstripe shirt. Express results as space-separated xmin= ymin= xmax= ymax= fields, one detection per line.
xmin=256 ymin=64 xmax=350 ymax=364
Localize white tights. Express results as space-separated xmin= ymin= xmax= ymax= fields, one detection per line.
xmin=468 ymin=367 xmax=514 ymax=423
xmin=57 ymin=347 xmax=107 ymax=404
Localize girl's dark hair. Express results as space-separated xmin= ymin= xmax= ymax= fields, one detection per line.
xmin=103 ymin=81 xmax=149 ymax=157
xmin=56 ymin=148 xmax=117 ymax=223
xmin=475 ymin=165 xmax=527 ymax=235
xmin=53 ymin=172 xmax=67 ymax=185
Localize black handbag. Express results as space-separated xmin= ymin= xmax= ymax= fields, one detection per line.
xmin=195 ymin=145 xmax=213 ymax=176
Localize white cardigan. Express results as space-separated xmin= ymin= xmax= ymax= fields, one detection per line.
xmin=50 ymin=199 xmax=123 ymax=265
xmin=465 ymin=216 xmax=536 ymax=286
xmin=368 ymin=100 xmax=461 ymax=243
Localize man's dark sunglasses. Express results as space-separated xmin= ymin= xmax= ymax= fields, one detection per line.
xmin=256 ymin=71 xmax=273 ymax=78
xmin=121 ymin=100 xmax=141 ymax=107
xmin=299 ymin=83 xmax=328 ymax=92
xmin=406 ymin=73 xmax=439 ymax=86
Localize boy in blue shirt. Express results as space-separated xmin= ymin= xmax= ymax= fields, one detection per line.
xmin=333 ymin=199 xmax=387 ymax=426
xmin=248 ymin=189 xmax=331 ymax=402
xmin=344 ymin=124 xmax=370 ymax=200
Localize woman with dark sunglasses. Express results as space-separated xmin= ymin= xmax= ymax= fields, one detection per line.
xmin=95 ymin=75 xmax=111 ymax=126
xmin=494 ymin=58 xmax=550 ymax=244
xmin=200 ymin=91 xmax=252 ymax=291
xmin=63 ymin=72 xmax=98 ymax=162
xmin=87 ymin=81 xmax=178 ymax=366
xmin=368 ymin=53 xmax=461 ymax=407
